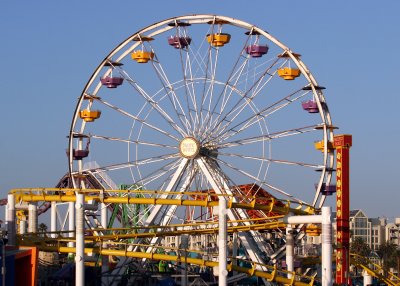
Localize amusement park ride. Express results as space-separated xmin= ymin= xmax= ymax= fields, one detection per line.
xmin=2 ymin=14 xmax=398 ymax=286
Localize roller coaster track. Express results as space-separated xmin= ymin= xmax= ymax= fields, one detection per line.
xmin=350 ymin=253 xmax=400 ymax=286
xmin=9 ymin=188 xmax=316 ymax=216
xmin=18 ymin=237 xmax=316 ymax=286
xmin=10 ymin=187 xmax=319 ymax=284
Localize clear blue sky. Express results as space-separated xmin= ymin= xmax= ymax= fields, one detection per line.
xmin=1 ymin=1 xmax=399 ymax=220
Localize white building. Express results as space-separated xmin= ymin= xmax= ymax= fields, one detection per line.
xmin=300 ymin=209 xmax=397 ymax=256
xmin=386 ymin=218 xmax=400 ymax=246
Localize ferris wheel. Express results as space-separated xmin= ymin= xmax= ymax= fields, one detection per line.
xmin=68 ymin=14 xmax=335 ymax=262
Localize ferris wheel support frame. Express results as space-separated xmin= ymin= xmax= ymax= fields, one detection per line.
xmin=197 ymin=158 xmax=270 ymax=270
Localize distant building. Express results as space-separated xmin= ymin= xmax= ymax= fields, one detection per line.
xmin=386 ymin=218 xmax=400 ymax=246
xmin=370 ymin=217 xmax=386 ymax=251
xmin=303 ymin=209 xmax=399 ymax=255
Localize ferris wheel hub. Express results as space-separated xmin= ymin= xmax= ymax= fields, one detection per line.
xmin=179 ymin=137 xmax=201 ymax=159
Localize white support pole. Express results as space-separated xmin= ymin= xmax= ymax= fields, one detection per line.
xmin=218 ymin=197 xmax=228 ymax=286
xmin=101 ymin=202 xmax=108 ymax=229
xmin=51 ymin=201 xmax=57 ymax=238
xmin=101 ymin=202 xmax=109 ymax=285
xmin=20 ymin=220 xmax=27 ymax=235
xmin=75 ymin=193 xmax=85 ymax=286
xmin=181 ymin=234 xmax=189 ymax=286
xmin=321 ymin=206 xmax=332 ymax=286
xmin=6 ymin=194 xmax=16 ymax=246
xmin=286 ymin=225 xmax=294 ymax=279
xmin=283 ymin=206 xmax=333 ymax=286
xmin=68 ymin=201 xmax=75 ymax=251
xmin=232 ymin=232 xmax=238 ymax=276
xmin=28 ymin=203 xmax=38 ymax=233
xmin=363 ymin=270 xmax=373 ymax=285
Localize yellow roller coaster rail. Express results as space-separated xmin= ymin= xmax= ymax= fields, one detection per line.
xmin=18 ymin=238 xmax=316 ymax=286
xmin=9 ymin=188 xmax=316 ymax=216
xmin=350 ymin=253 xmax=400 ymax=286
xmin=19 ymin=216 xmax=286 ymax=242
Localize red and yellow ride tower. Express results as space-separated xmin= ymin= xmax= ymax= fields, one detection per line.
xmin=333 ymin=134 xmax=352 ymax=285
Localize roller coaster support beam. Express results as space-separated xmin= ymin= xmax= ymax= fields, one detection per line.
xmin=51 ymin=201 xmax=57 ymax=238
xmin=68 ymin=201 xmax=75 ymax=254
xmin=75 ymin=193 xmax=85 ymax=286
xmin=6 ymin=194 xmax=16 ymax=246
xmin=219 ymin=195 xmax=228 ymax=286
xmin=100 ymin=202 xmax=109 ymax=285
xmin=284 ymin=206 xmax=332 ymax=286
xmin=363 ymin=270 xmax=372 ymax=285
xmin=20 ymin=220 xmax=27 ymax=234
xmin=333 ymin=134 xmax=352 ymax=285
xmin=286 ymin=224 xmax=294 ymax=279
xmin=28 ymin=203 xmax=37 ymax=233
xmin=101 ymin=202 xmax=107 ymax=229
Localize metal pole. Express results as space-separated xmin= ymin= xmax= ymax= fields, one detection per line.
xmin=51 ymin=201 xmax=57 ymax=238
xmin=28 ymin=203 xmax=38 ymax=233
xmin=101 ymin=202 xmax=109 ymax=285
xmin=286 ymin=225 xmax=294 ymax=279
xmin=75 ymin=193 xmax=85 ymax=286
xmin=68 ymin=201 xmax=75 ymax=258
xmin=232 ymin=231 xmax=238 ymax=277
xmin=6 ymin=194 xmax=16 ymax=246
xmin=321 ymin=206 xmax=332 ymax=286
xmin=19 ymin=220 xmax=27 ymax=235
xmin=363 ymin=269 xmax=372 ymax=285
xmin=218 ymin=197 xmax=228 ymax=286
xmin=101 ymin=202 xmax=108 ymax=229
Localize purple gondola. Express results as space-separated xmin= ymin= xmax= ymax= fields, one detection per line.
xmin=100 ymin=76 xmax=124 ymax=88
xmin=245 ymin=44 xmax=269 ymax=58
xmin=168 ymin=36 xmax=192 ymax=49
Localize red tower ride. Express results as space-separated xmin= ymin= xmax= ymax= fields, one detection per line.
xmin=334 ymin=134 xmax=352 ymax=285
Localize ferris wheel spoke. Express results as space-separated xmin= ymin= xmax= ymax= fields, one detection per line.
xmin=178 ymin=48 xmax=200 ymax=133
xmin=209 ymin=57 xmax=281 ymax=137
xmin=185 ymin=32 xmax=224 ymax=133
xmin=210 ymin=69 xmax=282 ymax=138
xmin=149 ymin=57 xmax=193 ymax=133
xmin=198 ymin=39 xmax=253 ymax=139
xmin=218 ymin=152 xmax=323 ymax=169
xmin=185 ymin=31 xmax=223 ymax=136
xmin=117 ymin=68 xmax=188 ymax=136
xmin=83 ymin=152 xmax=179 ymax=173
xmin=213 ymin=88 xmax=310 ymax=143
xmin=133 ymin=158 xmax=184 ymax=188
xmin=212 ymin=156 xmax=308 ymax=205
xmin=87 ymin=134 xmax=178 ymax=149
xmin=218 ymin=125 xmax=319 ymax=149
xmin=94 ymin=97 xmax=181 ymax=142
xmin=198 ymin=46 xmax=219 ymax=134
xmin=218 ymin=59 xmax=251 ymax=113
xmin=173 ymin=31 xmax=211 ymax=135
xmin=201 ymin=62 xmax=250 ymax=139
